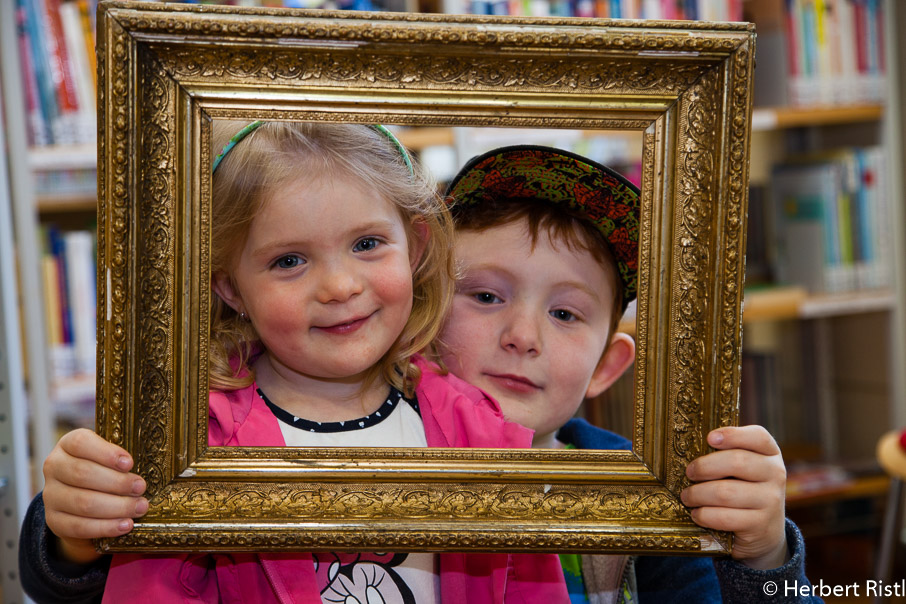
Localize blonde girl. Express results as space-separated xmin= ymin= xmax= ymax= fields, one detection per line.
xmin=26 ymin=121 xmax=568 ymax=604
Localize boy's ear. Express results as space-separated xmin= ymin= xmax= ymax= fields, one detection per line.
xmin=585 ymin=332 xmax=636 ymax=399
xmin=211 ymin=271 xmax=244 ymax=314
xmin=408 ymin=218 xmax=431 ymax=270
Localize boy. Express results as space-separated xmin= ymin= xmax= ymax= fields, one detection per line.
xmin=438 ymin=145 xmax=821 ymax=603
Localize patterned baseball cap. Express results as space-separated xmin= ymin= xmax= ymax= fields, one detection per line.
xmin=446 ymin=145 xmax=641 ymax=310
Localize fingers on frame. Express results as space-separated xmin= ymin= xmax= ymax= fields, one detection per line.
xmin=687 ymin=448 xmax=785 ymax=483
xmin=60 ymin=428 xmax=132 ymax=469
xmin=56 ymin=456 xmax=144 ymax=496
xmin=682 ymin=478 xmax=784 ymax=512
xmin=687 ymin=505 xmax=771 ymax=534
xmin=712 ymin=425 xmax=781 ymax=456
xmin=44 ymin=482 xmax=147 ymax=520
xmin=47 ymin=510 xmax=135 ymax=540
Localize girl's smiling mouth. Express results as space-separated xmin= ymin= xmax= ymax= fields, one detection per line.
xmin=315 ymin=312 xmax=374 ymax=334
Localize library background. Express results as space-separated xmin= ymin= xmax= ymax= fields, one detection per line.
xmin=1 ymin=0 xmax=905 ymax=602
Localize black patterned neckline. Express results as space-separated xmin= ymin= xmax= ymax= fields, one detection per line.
xmin=257 ymin=386 xmax=419 ymax=433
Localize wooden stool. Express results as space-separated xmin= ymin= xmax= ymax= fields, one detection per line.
xmin=876 ymin=431 xmax=906 ymax=603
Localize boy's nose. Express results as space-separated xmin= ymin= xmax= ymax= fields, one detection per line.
xmin=499 ymin=311 xmax=541 ymax=356
xmin=316 ymin=262 xmax=363 ymax=304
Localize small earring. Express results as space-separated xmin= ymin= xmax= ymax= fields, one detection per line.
xmin=239 ymin=311 xmax=249 ymax=322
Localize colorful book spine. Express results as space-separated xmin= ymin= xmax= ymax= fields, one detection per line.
xmin=59 ymin=0 xmax=96 ymax=141
xmin=836 ymin=0 xmax=858 ymax=104
xmin=864 ymin=147 xmax=891 ymax=289
xmin=63 ymin=230 xmax=97 ymax=375
xmin=44 ymin=0 xmax=79 ymax=112
xmin=42 ymin=0 xmax=83 ymax=144
xmin=17 ymin=0 xmax=100 ymax=145
xmin=784 ymin=0 xmax=884 ymax=106
xmin=682 ymin=0 xmax=697 ymax=19
xmin=40 ymin=226 xmax=98 ymax=380
xmin=771 ymin=148 xmax=890 ymax=294
xmin=784 ymin=0 xmax=800 ymax=80
xmin=22 ymin=0 xmax=61 ymax=145
xmin=16 ymin=3 xmax=50 ymax=146
xmin=77 ymin=0 xmax=97 ymax=89
xmin=47 ymin=226 xmax=73 ymax=347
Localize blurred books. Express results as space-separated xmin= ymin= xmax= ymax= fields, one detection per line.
xmin=771 ymin=146 xmax=891 ymax=294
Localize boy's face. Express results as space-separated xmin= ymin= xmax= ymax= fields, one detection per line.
xmin=438 ymin=218 xmax=628 ymax=447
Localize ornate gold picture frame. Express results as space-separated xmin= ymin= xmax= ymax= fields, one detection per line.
xmin=96 ymin=0 xmax=754 ymax=554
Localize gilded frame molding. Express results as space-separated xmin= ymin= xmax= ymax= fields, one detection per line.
xmin=96 ymin=0 xmax=754 ymax=554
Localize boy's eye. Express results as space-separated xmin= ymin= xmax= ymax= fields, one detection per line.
xmin=550 ymin=309 xmax=576 ymax=322
xmin=473 ymin=292 xmax=502 ymax=304
xmin=275 ymin=255 xmax=303 ymax=269
xmin=353 ymin=237 xmax=381 ymax=252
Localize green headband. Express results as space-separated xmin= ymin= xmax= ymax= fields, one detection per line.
xmin=211 ymin=121 xmax=415 ymax=176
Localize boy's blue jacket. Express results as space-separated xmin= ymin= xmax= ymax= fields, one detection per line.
xmin=556 ymin=418 xmax=824 ymax=604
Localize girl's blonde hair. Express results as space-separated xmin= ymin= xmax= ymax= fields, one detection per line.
xmin=208 ymin=120 xmax=454 ymax=396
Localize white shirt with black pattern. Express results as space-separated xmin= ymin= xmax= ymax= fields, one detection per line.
xmin=259 ymin=386 xmax=436 ymax=604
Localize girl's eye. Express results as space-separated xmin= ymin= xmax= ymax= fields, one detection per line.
xmin=353 ymin=237 xmax=381 ymax=252
xmin=551 ymin=309 xmax=576 ymax=322
xmin=474 ymin=292 xmax=502 ymax=304
xmin=275 ymin=255 xmax=303 ymax=269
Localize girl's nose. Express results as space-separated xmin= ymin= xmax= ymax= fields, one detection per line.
xmin=499 ymin=310 xmax=541 ymax=356
xmin=316 ymin=261 xmax=363 ymax=304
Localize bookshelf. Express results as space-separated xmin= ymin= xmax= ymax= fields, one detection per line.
xmin=619 ymin=287 xmax=897 ymax=334
xmin=2 ymin=0 xmax=903 ymax=450
xmin=0 ymin=2 xmax=50 ymax=601
xmin=751 ymin=104 xmax=884 ymax=131
xmin=740 ymin=3 xmax=905 ymax=586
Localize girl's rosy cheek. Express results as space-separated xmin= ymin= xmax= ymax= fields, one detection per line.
xmin=261 ymin=298 xmax=307 ymax=328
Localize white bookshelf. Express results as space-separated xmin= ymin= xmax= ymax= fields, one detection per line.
xmin=1 ymin=0 xmax=58 ymax=481
xmin=0 ymin=4 xmax=904 ymax=592
xmin=884 ymin=0 xmax=906 ymax=431
xmin=27 ymin=142 xmax=96 ymax=171
xmin=0 ymin=1 xmax=49 ymax=600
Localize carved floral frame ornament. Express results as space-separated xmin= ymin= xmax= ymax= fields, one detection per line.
xmin=96 ymin=0 xmax=754 ymax=554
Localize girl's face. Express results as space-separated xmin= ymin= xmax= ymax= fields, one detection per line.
xmin=214 ymin=175 xmax=419 ymax=386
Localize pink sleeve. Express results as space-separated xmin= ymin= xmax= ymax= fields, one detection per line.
xmin=208 ymin=389 xmax=238 ymax=445
xmin=438 ymin=552 xmax=569 ymax=603
xmin=103 ymin=388 xmax=291 ymax=603
xmin=414 ymin=356 xmax=534 ymax=449
xmin=504 ymin=553 xmax=570 ymax=603
xmin=102 ymin=391 xmax=239 ymax=602
xmin=103 ymin=553 xmax=220 ymax=603
xmin=207 ymin=385 xmax=285 ymax=447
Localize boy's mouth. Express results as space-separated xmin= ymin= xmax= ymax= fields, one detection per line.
xmin=485 ymin=373 xmax=541 ymax=394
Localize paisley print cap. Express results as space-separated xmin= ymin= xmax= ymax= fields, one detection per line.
xmin=446 ymin=145 xmax=641 ymax=311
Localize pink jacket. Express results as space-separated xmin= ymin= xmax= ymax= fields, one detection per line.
xmin=104 ymin=358 xmax=568 ymax=603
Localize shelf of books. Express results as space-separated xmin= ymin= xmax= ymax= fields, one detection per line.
xmin=4 ymin=5 xmax=905 ymax=593
xmin=9 ymin=0 xmax=905 ymax=479
xmin=770 ymin=146 xmax=892 ymax=294
xmin=751 ymin=104 xmax=884 ymax=131
xmin=786 ymin=470 xmax=890 ymax=509
xmin=40 ymin=224 xmax=97 ymax=428
xmin=617 ymin=286 xmax=895 ymax=336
